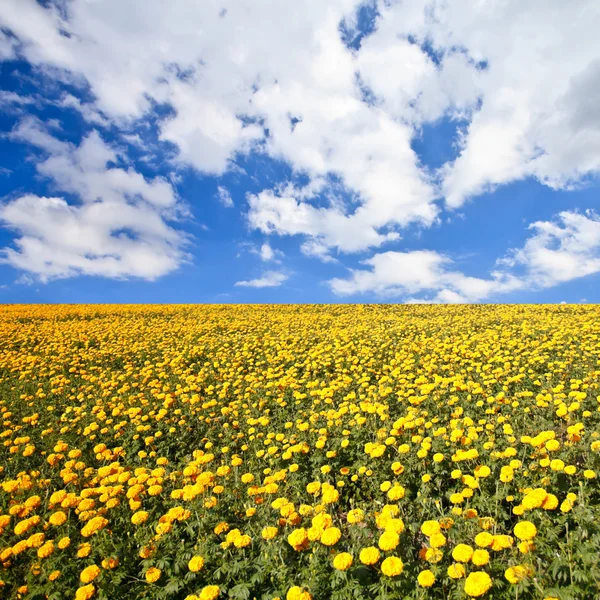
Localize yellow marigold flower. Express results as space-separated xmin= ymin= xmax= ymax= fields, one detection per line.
xmin=77 ymin=543 xmax=92 ymax=558
xmin=80 ymin=565 xmax=101 ymax=584
xmin=81 ymin=516 xmax=108 ymax=538
xmin=37 ymin=541 xmax=54 ymax=559
xmin=429 ymin=532 xmax=446 ymax=548
xmin=490 ymin=535 xmax=513 ymax=551
xmin=452 ymin=544 xmax=474 ymax=562
xmin=381 ymin=556 xmax=403 ymax=577
xmin=332 ymin=552 xmax=353 ymax=571
xmin=75 ymin=584 xmax=95 ymax=600
xmin=346 ymin=508 xmax=365 ymax=524
xmin=286 ymin=586 xmax=312 ymax=600
xmin=464 ymin=571 xmax=493 ymax=597
xmin=188 ymin=556 xmax=205 ymax=572
xmin=49 ymin=511 xmax=67 ymax=526
xmin=214 ymin=522 xmax=229 ymax=535
xmin=131 ymin=511 xmax=149 ymax=525
xmin=474 ymin=465 xmax=491 ymax=478
xmin=385 ymin=518 xmax=405 ymax=534
xmin=448 ymin=563 xmax=466 ymax=579
xmin=417 ymin=569 xmax=435 ymax=587
xmin=145 ymin=567 xmax=161 ymax=583
xmin=199 ymin=585 xmax=221 ymax=600
xmin=513 ymin=521 xmax=537 ymax=541
xmin=522 ymin=488 xmax=547 ymax=510
xmin=139 ymin=545 xmax=155 ymax=559
xmin=287 ymin=528 xmax=308 ymax=551
xmin=102 ymin=557 xmax=119 ymax=569
xmin=560 ymin=499 xmax=573 ymax=513
xmin=359 ymin=546 xmax=380 ymax=565
xmin=321 ymin=486 xmax=339 ymax=504
xmin=320 ymin=527 xmax=341 ymax=546
xmin=234 ymin=534 xmax=251 ymax=548
xmin=420 ymin=520 xmax=441 ymax=537
xmin=262 ymin=526 xmax=278 ymax=540
xmin=505 ymin=565 xmax=533 ymax=584
xmin=475 ymin=533 xmax=494 ymax=549
xmin=472 ymin=549 xmax=490 ymax=566
xmin=424 ymin=547 xmax=443 ymax=563
xmin=27 ymin=532 xmax=45 ymax=548
xmin=378 ymin=530 xmax=399 ymax=551
xmin=386 ymin=485 xmax=405 ymax=501
xmin=48 ymin=570 xmax=61 ymax=581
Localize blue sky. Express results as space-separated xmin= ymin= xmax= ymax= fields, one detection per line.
xmin=1 ymin=0 xmax=600 ymax=304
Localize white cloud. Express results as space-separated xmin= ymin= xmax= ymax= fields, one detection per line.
xmin=329 ymin=249 xmax=522 ymax=302
xmin=216 ymin=186 xmax=234 ymax=208
xmin=259 ymin=242 xmax=275 ymax=261
xmin=0 ymin=91 xmax=38 ymax=106
xmin=11 ymin=118 xmax=178 ymax=210
xmin=234 ymin=270 xmax=288 ymax=288
xmin=500 ymin=211 xmax=600 ymax=287
xmin=0 ymin=120 xmax=187 ymax=281
xmin=426 ymin=1 xmax=600 ymax=207
xmin=330 ymin=210 xmax=600 ymax=301
xmin=58 ymin=93 xmax=109 ymax=126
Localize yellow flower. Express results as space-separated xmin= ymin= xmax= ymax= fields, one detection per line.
xmin=102 ymin=557 xmax=119 ymax=569
xmin=287 ymin=528 xmax=308 ymax=551
xmin=332 ymin=552 xmax=353 ymax=571
xmin=452 ymin=544 xmax=473 ymax=563
xmin=420 ymin=520 xmax=441 ymax=537
xmin=472 ymin=549 xmax=490 ymax=566
xmin=77 ymin=543 xmax=92 ymax=558
xmin=381 ymin=556 xmax=403 ymax=577
xmin=286 ymin=586 xmax=312 ymax=600
xmin=417 ymin=570 xmax=435 ymax=587
xmin=464 ymin=571 xmax=493 ymax=597
xmin=80 ymin=565 xmax=101 ymax=584
xmin=75 ymin=584 xmax=95 ymax=600
xmin=262 ymin=526 xmax=278 ymax=540
xmin=424 ymin=547 xmax=443 ymax=563
xmin=145 ymin=567 xmax=161 ymax=583
xmin=448 ymin=563 xmax=466 ymax=579
xmin=234 ymin=534 xmax=252 ymax=548
xmin=490 ymin=535 xmax=513 ymax=551
xmin=199 ymin=585 xmax=221 ymax=600
xmin=49 ymin=511 xmax=67 ymax=526
xmin=188 ymin=556 xmax=205 ymax=572
xmin=75 ymin=583 xmax=96 ymax=600
xmin=320 ymin=527 xmax=341 ymax=546
xmin=505 ymin=565 xmax=533 ymax=584
xmin=513 ymin=521 xmax=537 ymax=541
xmin=378 ymin=531 xmax=399 ymax=551
xmin=429 ymin=533 xmax=446 ymax=548
xmin=359 ymin=546 xmax=380 ymax=565
xmin=131 ymin=511 xmax=149 ymax=525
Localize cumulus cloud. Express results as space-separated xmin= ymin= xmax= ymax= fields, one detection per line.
xmin=330 ymin=211 xmax=600 ymax=302
xmin=0 ymin=119 xmax=187 ymax=281
xmin=500 ymin=211 xmax=600 ymax=287
xmin=329 ymin=250 xmax=522 ymax=302
xmin=235 ymin=270 xmax=288 ymax=288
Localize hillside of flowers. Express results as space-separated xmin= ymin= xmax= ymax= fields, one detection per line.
xmin=0 ymin=304 xmax=599 ymax=600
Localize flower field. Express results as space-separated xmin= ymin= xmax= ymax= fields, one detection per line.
xmin=1 ymin=304 xmax=600 ymax=600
